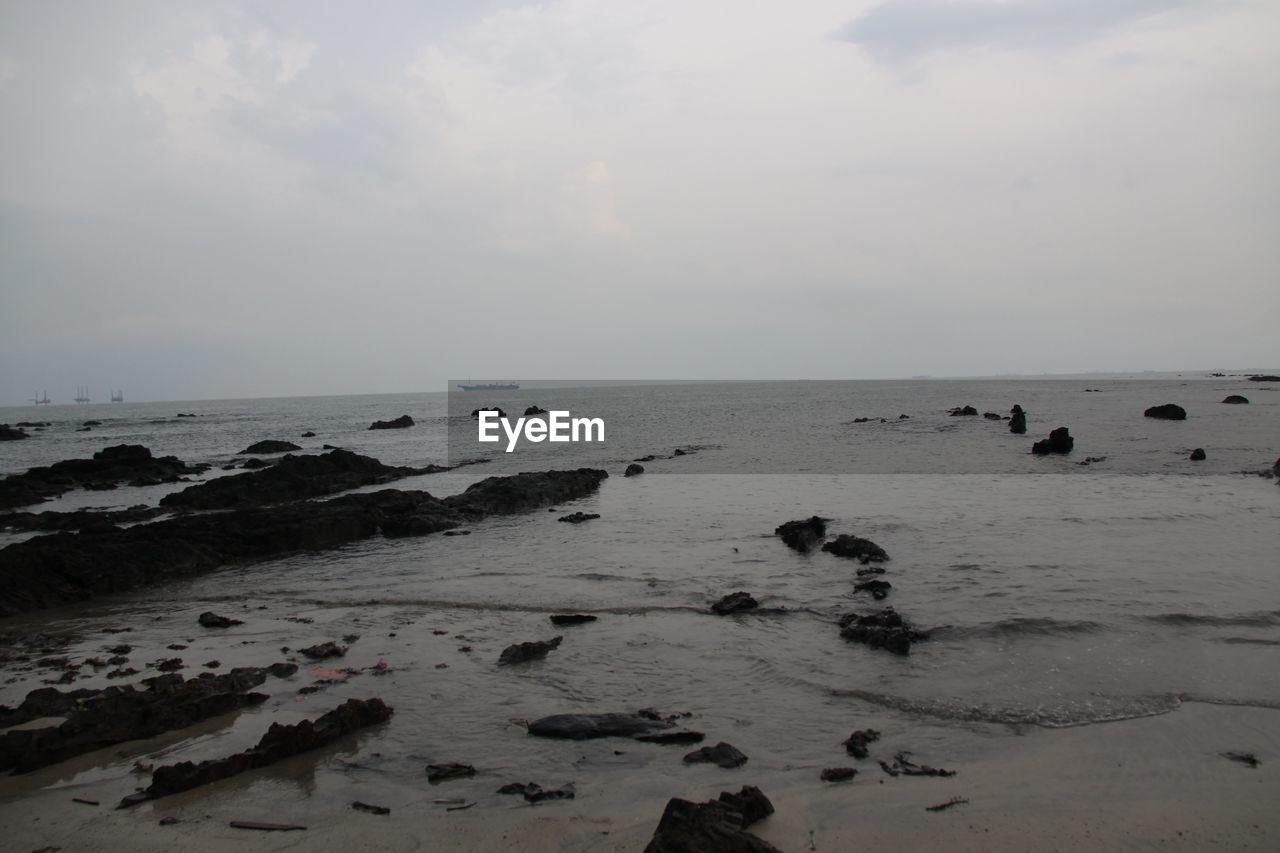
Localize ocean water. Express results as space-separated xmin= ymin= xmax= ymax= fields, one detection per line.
xmin=0 ymin=378 xmax=1277 ymax=826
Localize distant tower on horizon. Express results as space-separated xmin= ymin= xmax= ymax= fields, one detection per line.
xmin=30 ymin=390 xmax=51 ymax=405
xmin=74 ymin=386 xmax=91 ymax=404
xmin=110 ymin=389 xmax=124 ymax=402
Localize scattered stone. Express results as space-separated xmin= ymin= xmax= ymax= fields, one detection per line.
xmin=856 ymin=566 xmax=886 ymax=576
xmin=982 ymin=412 xmax=1001 ymax=420
xmin=352 ymin=801 xmax=390 ymax=815
xmin=369 ymin=415 xmax=415 ymax=430
xmin=643 ymin=786 xmax=778 ymax=853
xmin=558 ymin=512 xmax=600 ymax=524
xmin=839 ymin=608 xmax=929 ymax=655
xmin=888 ymin=751 xmax=956 ymax=777
xmin=528 ymin=712 xmax=675 ymax=740
xmin=683 ymin=742 xmax=748 ymax=769
xmin=240 ymin=440 xmax=302 ymax=455
xmin=550 ymin=614 xmax=597 ymax=626
xmin=1077 ymin=456 xmax=1107 ymax=466
xmin=843 ymin=729 xmax=881 ymax=759
xmin=154 ymin=658 xmax=184 ymax=672
xmin=821 ymin=767 xmax=857 ymax=782
xmin=524 ymin=406 xmax=549 ymax=416
xmin=1190 ymin=448 xmax=1206 ymax=461
xmin=1223 ymin=752 xmax=1260 ymax=768
xmin=299 ymin=642 xmax=347 ymax=660
xmin=426 ymin=762 xmax=476 ymax=783
xmin=0 ymin=444 xmax=207 ymax=511
xmin=1144 ymin=403 xmax=1187 ymax=420
xmin=822 ymin=535 xmax=889 ymax=564
xmin=1222 ymin=395 xmax=1250 ymax=404
xmin=948 ymin=406 xmax=978 ymax=416
xmin=198 ymin=612 xmax=243 ymax=629
xmin=625 ymin=463 xmax=645 ymax=477
xmin=711 ymin=592 xmax=758 ymax=615
xmin=498 ymin=636 xmax=562 ymax=665
xmin=1031 ymin=427 xmax=1073 ymax=455
xmin=301 ymin=431 xmax=317 ymax=437
xmin=853 ymin=579 xmax=892 ymax=600
xmin=469 ymin=408 xmax=504 ymax=419
xmin=774 ymin=516 xmax=827 ymax=553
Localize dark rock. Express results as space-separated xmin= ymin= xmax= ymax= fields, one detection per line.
xmin=469 ymin=408 xmax=504 ymax=420
xmin=855 ymin=566 xmax=885 ymax=576
xmin=267 ymin=662 xmax=298 ymax=678
xmin=498 ymin=636 xmax=562 ymax=665
xmin=839 ymin=608 xmax=929 ymax=655
xmin=842 ymin=729 xmax=881 ymax=759
xmin=673 ymin=448 xmax=689 ymax=456
xmin=550 ymin=614 xmax=597 ymax=626
xmin=198 ymin=612 xmax=243 ymax=629
xmin=154 ymin=658 xmax=184 ymax=672
xmin=948 ymin=406 xmax=978 ymax=416
xmin=852 ymin=417 xmax=870 ymax=423
xmin=1222 ymin=395 xmax=1250 ymax=404
xmin=241 ymin=458 xmax=270 ymax=470
xmin=889 ymin=750 xmax=956 ymax=777
xmin=0 ymin=505 xmax=162 ymax=533
xmin=558 ymin=512 xmax=600 ymax=524
xmin=1144 ymin=403 xmax=1187 ymax=420
xmin=1010 ymin=405 xmax=1025 ymax=415
xmin=301 ymin=431 xmax=317 ymax=437
xmin=1248 ymin=375 xmax=1280 ymax=382
xmin=368 ymin=415 xmax=415 ymax=430
xmin=643 ymin=786 xmax=779 ymax=853
xmin=0 ymin=426 xmax=30 ymax=441
xmin=625 ymin=463 xmax=645 ymax=477
xmin=711 ymin=592 xmax=758 ymax=615
xmin=774 ymin=516 xmax=827 ymax=553
xmin=1031 ymin=427 xmax=1074 ymax=455
xmin=821 ymin=767 xmax=857 ymax=782
xmin=1223 ymin=751 xmax=1260 ymax=768
xmin=982 ymin=412 xmax=1001 ymax=420
xmin=298 ymin=642 xmax=346 ymax=660
xmin=683 ymin=742 xmax=748 ymax=769
xmin=352 ymin=801 xmax=390 ymax=815
xmin=1190 ymin=448 xmax=1206 ymax=461
xmin=0 ymin=468 xmax=608 ymax=615
xmin=0 ymin=445 xmax=208 ymax=510
xmin=524 ymin=406 xmax=549 ymax=416
xmin=636 ymin=730 xmax=706 ymax=745
xmin=635 ymin=455 xmax=658 ymax=462
xmin=119 ymin=698 xmax=393 ymax=806
xmin=162 ymin=449 xmax=444 ymax=510
xmin=853 ymin=579 xmax=892 ymax=600
xmin=240 ymin=440 xmax=302 ymax=455
xmin=527 ymin=712 xmax=675 ymax=740
xmin=426 ymin=762 xmax=476 ymax=783
xmin=1010 ymin=411 xmax=1027 ymax=434
xmin=822 ymin=535 xmax=889 ymax=563
xmin=0 ymin=667 xmax=288 ymax=773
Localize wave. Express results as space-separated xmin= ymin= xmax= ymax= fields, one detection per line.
xmin=1214 ymin=636 xmax=1280 ymax=646
xmin=830 ymin=687 xmax=1184 ymax=728
xmin=937 ymin=617 xmax=1105 ymax=640
xmin=1142 ymin=610 xmax=1280 ymax=628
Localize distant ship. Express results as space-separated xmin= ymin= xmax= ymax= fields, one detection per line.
xmin=30 ymin=390 xmax=50 ymax=405
xmin=457 ymin=382 xmax=520 ymax=391
xmin=110 ymin=389 xmax=124 ymax=403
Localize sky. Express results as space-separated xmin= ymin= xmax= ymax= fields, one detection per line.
xmin=1 ymin=0 xmax=1277 ymax=403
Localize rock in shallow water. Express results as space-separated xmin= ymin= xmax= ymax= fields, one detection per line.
xmin=839 ymin=608 xmax=929 ymax=655
xmin=498 ymin=636 xmax=562 ymax=665
xmin=1190 ymin=448 xmax=1206 ymax=461
xmin=1031 ymin=427 xmax=1074 ymax=455
xmin=239 ymin=440 xmax=301 ymax=455
xmin=369 ymin=415 xmax=414 ymax=430
xmin=774 ymin=516 xmax=827 ymax=553
xmin=683 ymin=742 xmax=748 ymax=769
xmin=1222 ymin=395 xmax=1249 ymax=404
xmin=822 ymin=535 xmax=889 ymax=563
xmin=527 ymin=712 xmax=674 ymax=740
xmin=1144 ymin=403 xmax=1187 ymax=420
xmin=711 ymin=592 xmax=758 ymax=615
xmin=644 ymin=786 xmax=778 ymax=853
xmin=550 ymin=614 xmax=597 ymax=626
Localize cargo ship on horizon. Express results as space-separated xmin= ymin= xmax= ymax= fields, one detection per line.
xmin=457 ymin=382 xmax=520 ymax=391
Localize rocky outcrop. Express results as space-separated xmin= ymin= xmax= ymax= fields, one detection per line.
xmin=982 ymin=412 xmax=1001 ymax=420
xmin=1222 ymin=395 xmax=1250 ymax=404
xmin=240 ymin=440 xmax=301 ymax=455
xmin=839 ymin=608 xmax=929 ymax=655
xmin=558 ymin=511 xmax=600 ymax=524
xmin=948 ymin=406 xmax=978 ymax=416
xmin=0 ymin=505 xmax=163 ymax=533
xmin=1144 ymin=404 xmax=1187 ymax=420
xmin=1031 ymin=427 xmax=1074 ymax=455
xmin=1248 ymin=375 xmax=1280 ymax=382
xmin=644 ymin=786 xmax=779 ymax=853
xmin=774 ymin=516 xmax=827 ymax=553
xmin=369 ymin=415 xmax=414 ymax=430
xmin=198 ymin=611 xmax=243 ymax=628
xmin=1009 ymin=411 xmax=1027 ymax=434
xmin=524 ymin=406 xmax=549 ymax=416
xmin=119 ymin=698 xmax=392 ymax=807
xmin=711 ymin=592 xmax=758 ymax=615
xmin=1190 ymin=448 xmax=1206 ymax=461
xmin=498 ymin=636 xmax=562 ymax=665
xmin=684 ymin=742 xmax=748 ymax=769
xmin=0 ymin=445 xmax=207 ymax=511
xmin=0 ymin=425 xmax=30 ymax=441
xmin=161 ymin=449 xmax=443 ymax=510
xmin=527 ymin=712 xmax=674 ymax=740
xmin=854 ymin=579 xmax=892 ymax=600
xmin=625 ymin=463 xmax=645 ymax=477
xmin=550 ymin=614 xmax=597 ymax=626
xmin=469 ymin=408 xmax=504 ymax=420
xmin=0 ymin=468 xmax=608 ymax=615
xmin=822 ymin=535 xmax=889 ymax=563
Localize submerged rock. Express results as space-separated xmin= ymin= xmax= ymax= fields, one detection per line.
xmin=821 ymin=767 xmax=857 ymax=782
xmin=982 ymin=412 xmax=1001 ymax=420
xmin=0 ymin=445 xmax=207 ymax=511
xmin=710 ymin=592 xmax=758 ymax=615
xmin=774 ymin=516 xmax=827 ymax=553
xmin=497 ymin=781 xmax=575 ymax=802
xmin=1031 ymin=427 xmax=1074 ymax=455
xmin=426 ymin=762 xmax=476 ymax=783
xmin=1222 ymin=395 xmax=1250 ymax=405
xmin=625 ymin=463 xmax=645 ymax=477
xmin=636 ymin=730 xmax=706 ymax=745
xmin=527 ymin=712 xmax=674 ymax=740
xmin=842 ymin=729 xmax=881 ymax=759
xmin=550 ymin=614 xmax=597 ymax=626
xmin=1144 ymin=403 xmax=1187 ymax=420
xmin=0 ymin=505 xmax=162 ymax=533
xmin=368 ymin=415 xmax=414 ymax=430
xmin=839 ymin=608 xmax=929 ymax=656
xmin=1247 ymin=375 xmax=1280 ymax=382
xmin=683 ymin=742 xmax=748 ymax=769
xmin=948 ymin=406 xmax=978 ymax=417
xmin=198 ymin=611 xmax=243 ymax=628
xmin=524 ymin=406 xmax=549 ymax=416
xmin=498 ymin=636 xmax=562 ymax=665
xmin=822 ymin=535 xmax=889 ymax=564
xmin=240 ymin=440 xmax=301 ymax=455
xmin=299 ymin=642 xmax=347 ymax=660
xmin=643 ymin=786 xmax=778 ymax=853
xmin=853 ymin=579 xmax=892 ymax=600
xmin=558 ymin=512 xmax=600 ymax=524
xmin=0 ymin=425 xmax=30 ymax=441
xmin=1190 ymin=448 xmax=1207 ymax=461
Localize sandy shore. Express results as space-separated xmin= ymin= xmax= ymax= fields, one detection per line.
xmin=1 ymin=700 xmax=1274 ymax=852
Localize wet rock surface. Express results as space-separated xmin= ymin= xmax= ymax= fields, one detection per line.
xmin=198 ymin=612 xmax=243 ymax=628
xmin=239 ymin=440 xmax=302 ymax=455
xmin=0 ymin=425 xmax=30 ymax=441
xmin=0 ymin=505 xmax=163 ymax=533
xmin=1010 ymin=405 xmax=1027 ymax=434
xmin=1144 ymin=403 xmax=1187 ymax=420
xmin=368 ymin=415 xmax=414 ymax=430
xmin=839 ymin=608 xmax=930 ymax=655
xmin=843 ymin=728 xmax=881 ymax=759
xmin=822 ymin=535 xmax=889 ymax=563
xmin=1222 ymin=395 xmax=1250 ymax=404
xmin=426 ymin=762 xmax=476 ymax=783
xmin=497 ymin=781 xmax=575 ymax=802
xmin=527 ymin=712 xmax=675 ymax=740
xmin=774 ymin=516 xmax=827 ymax=553
xmin=0 ymin=445 xmax=207 ymax=511
xmin=821 ymin=767 xmax=857 ymax=782
xmin=625 ymin=463 xmax=645 ymax=477
xmin=1190 ymin=448 xmax=1207 ymax=461
xmin=119 ymin=698 xmax=393 ymax=806
xmin=550 ymin=614 xmax=597 ymax=626
xmin=711 ymin=592 xmax=758 ymax=615
xmin=643 ymin=785 xmax=779 ymax=853
xmin=853 ymin=579 xmax=892 ymax=600
xmin=498 ymin=636 xmax=562 ymax=665
xmin=948 ymin=405 xmax=978 ymax=416
xmin=558 ymin=512 xmax=600 ymax=524
xmin=683 ymin=741 xmax=748 ymax=769
xmin=1031 ymin=427 xmax=1074 ymax=455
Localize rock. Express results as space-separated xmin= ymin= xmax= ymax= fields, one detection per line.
xmin=469 ymin=408 xmax=504 ymax=420
xmin=774 ymin=516 xmax=827 ymax=553
xmin=352 ymin=801 xmax=390 ymax=815
xmin=839 ymin=608 xmax=929 ymax=656
xmin=426 ymin=762 xmax=476 ymax=783
xmin=0 ymin=426 xmax=30 ymax=441
xmin=162 ymin=450 xmax=444 ymax=510
xmin=886 ymin=750 xmax=956 ymax=777
xmin=498 ymin=636 xmax=562 ymax=665
xmin=524 ymin=406 xmax=549 ymax=416
xmin=301 ymin=431 xmax=317 ymax=437
xmin=852 ymin=417 xmax=870 ymax=423
xmin=0 ymin=445 xmax=208 ymax=511
xmin=948 ymin=406 xmax=978 ymax=416
xmin=299 ymin=642 xmax=346 ymax=660
xmin=821 ymin=767 xmax=857 ymax=782
xmin=1190 ymin=448 xmax=1206 ymax=461
xmin=0 ymin=667 xmax=290 ymax=773
xmin=635 ymin=730 xmax=706 ymax=745
xmin=982 ymin=412 xmax=1001 ymax=420
xmin=0 ymin=468 xmax=608 ymax=616
xmin=822 ymin=535 xmax=889 ymax=564
xmin=1144 ymin=404 xmax=1187 ymax=420
xmin=643 ymin=786 xmax=779 ymax=853
xmin=684 ymin=742 xmax=748 ymax=769
xmin=673 ymin=448 xmax=689 ymax=456
xmin=635 ymin=455 xmax=658 ymax=462
xmin=240 ymin=440 xmax=302 ymax=455
xmin=711 ymin=591 xmax=758 ymax=615
xmin=527 ymin=712 xmax=675 ymax=740
xmin=855 ymin=566 xmax=886 ymax=576
xmin=198 ymin=612 xmax=243 ymax=629
xmin=1010 ymin=411 xmax=1027 ymax=434
xmin=1011 ymin=405 xmax=1025 ymax=415
xmin=0 ymin=505 xmax=162 ymax=533
xmin=368 ymin=415 xmax=415 ymax=430
xmin=625 ymin=463 xmax=645 ymax=477
xmin=267 ymin=662 xmax=299 ymax=678
xmin=550 ymin=614 xmax=597 ymax=626
xmin=1031 ymin=427 xmax=1074 ymax=455
xmin=1247 ymin=375 xmax=1280 ymax=382
xmin=842 ymin=729 xmax=881 ymax=759
xmin=853 ymin=579 xmax=892 ymax=600
xmin=1223 ymin=751 xmax=1260 ymax=768
xmin=119 ymin=698 xmax=393 ymax=806
xmin=558 ymin=512 xmax=600 ymax=524
xmin=241 ymin=458 xmax=270 ymax=470
xmin=1222 ymin=395 xmax=1250 ymax=404
xmin=497 ymin=781 xmax=575 ymax=802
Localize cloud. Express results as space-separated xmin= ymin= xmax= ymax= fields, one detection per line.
xmin=842 ymin=0 xmax=1198 ymax=61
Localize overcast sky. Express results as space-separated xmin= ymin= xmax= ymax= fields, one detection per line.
xmin=1 ymin=0 xmax=1276 ymax=402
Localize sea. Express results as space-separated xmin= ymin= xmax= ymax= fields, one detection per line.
xmin=1 ymin=376 xmax=1277 ymax=825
